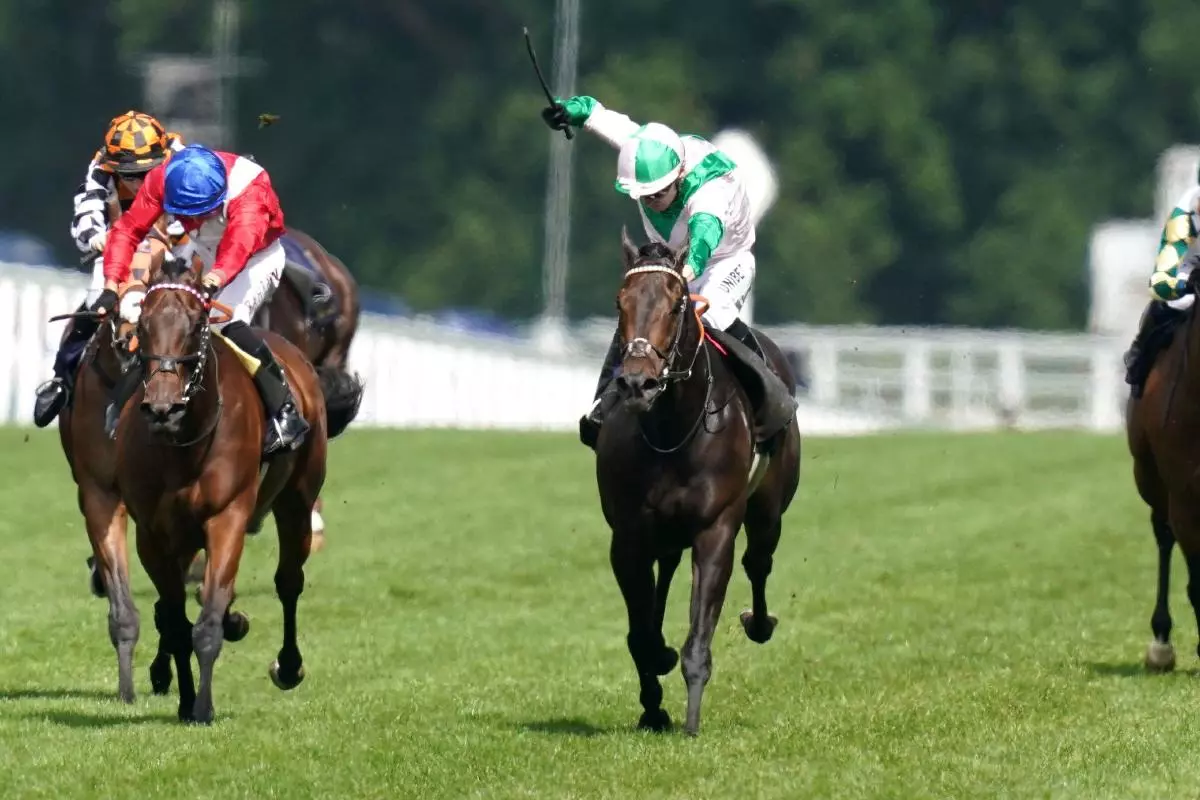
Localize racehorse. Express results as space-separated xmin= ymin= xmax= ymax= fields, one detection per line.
xmin=113 ymin=257 xmax=361 ymax=723
xmin=594 ymin=230 xmax=801 ymax=736
xmin=1126 ymin=272 xmax=1200 ymax=673
xmin=56 ymin=252 xmax=176 ymax=702
xmin=251 ymin=228 xmax=362 ymax=544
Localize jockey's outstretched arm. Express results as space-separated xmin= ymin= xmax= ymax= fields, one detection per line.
xmin=554 ymin=96 xmax=641 ymax=149
xmin=70 ymin=157 xmax=112 ymax=253
xmin=1150 ymin=186 xmax=1200 ymax=302
xmin=103 ymin=171 xmax=166 ymax=290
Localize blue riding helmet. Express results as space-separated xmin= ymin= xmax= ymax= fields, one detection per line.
xmin=163 ymin=144 xmax=227 ymax=216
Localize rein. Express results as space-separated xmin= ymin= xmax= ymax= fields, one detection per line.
xmin=621 ymin=263 xmax=714 ymax=454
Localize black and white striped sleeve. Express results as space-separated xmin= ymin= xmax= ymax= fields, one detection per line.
xmin=69 ymin=158 xmax=114 ymax=252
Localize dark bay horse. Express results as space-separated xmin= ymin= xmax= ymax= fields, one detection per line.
xmin=114 ymin=260 xmax=362 ymax=723
xmin=1127 ymin=276 xmax=1200 ymax=673
xmin=252 ymin=228 xmax=362 ymax=544
xmin=594 ymin=230 xmax=801 ymax=736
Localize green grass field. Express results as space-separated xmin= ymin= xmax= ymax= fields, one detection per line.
xmin=0 ymin=426 xmax=1194 ymax=798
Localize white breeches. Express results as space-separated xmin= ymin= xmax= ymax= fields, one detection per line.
xmin=210 ymin=240 xmax=285 ymax=330
xmin=690 ymin=251 xmax=755 ymax=330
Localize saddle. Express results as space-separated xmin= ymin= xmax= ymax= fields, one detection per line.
xmin=279 ymin=235 xmax=338 ymax=330
xmin=1127 ymin=301 xmax=1187 ymax=398
xmin=702 ymin=324 xmax=797 ymax=453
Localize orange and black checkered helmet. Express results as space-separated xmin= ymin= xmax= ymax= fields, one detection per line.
xmin=99 ymin=111 xmax=171 ymax=175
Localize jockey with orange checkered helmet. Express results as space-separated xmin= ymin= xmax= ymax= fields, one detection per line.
xmin=33 ymin=111 xmax=185 ymax=429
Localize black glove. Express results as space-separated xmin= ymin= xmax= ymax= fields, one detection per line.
xmin=89 ymin=288 xmax=118 ymax=316
xmin=541 ymin=103 xmax=569 ymax=131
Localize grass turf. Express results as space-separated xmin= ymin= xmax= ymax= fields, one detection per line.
xmin=0 ymin=427 xmax=1190 ymax=798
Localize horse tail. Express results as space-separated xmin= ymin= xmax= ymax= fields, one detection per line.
xmin=316 ymin=365 xmax=364 ymax=439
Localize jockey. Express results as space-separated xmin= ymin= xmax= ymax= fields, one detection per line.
xmin=1124 ymin=174 xmax=1200 ymax=397
xmin=33 ymin=110 xmax=185 ymax=427
xmin=541 ymin=95 xmax=761 ymax=446
xmin=94 ymin=143 xmax=310 ymax=455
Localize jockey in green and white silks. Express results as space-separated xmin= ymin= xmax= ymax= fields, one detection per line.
xmin=1125 ymin=177 xmax=1200 ymax=397
xmin=541 ymin=95 xmax=761 ymax=447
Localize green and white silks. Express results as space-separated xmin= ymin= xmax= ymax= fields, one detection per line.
xmin=558 ymin=95 xmax=756 ymax=330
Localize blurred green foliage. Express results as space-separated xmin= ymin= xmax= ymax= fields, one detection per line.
xmin=1 ymin=0 xmax=1191 ymax=329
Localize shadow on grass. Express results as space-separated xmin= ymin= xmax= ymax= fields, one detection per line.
xmin=1083 ymin=661 xmax=1200 ymax=678
xmin=26 ymin=710 xmax=172 ymax=728
xmin=0 ymin=688 xmax=114 ymax=702
xmin=518 ymin=717 xmax=614 ymax=737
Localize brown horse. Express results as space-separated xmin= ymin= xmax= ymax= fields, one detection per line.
xmin=1126 ymin=279 xmax=1200 ymax=673
xmin=56 ymin=263 xmax=177 ymax=703
xmin=113 ymin=258 xmax=362 ymax=723
xmin=594 ymin=231 xmax=801 ymax=736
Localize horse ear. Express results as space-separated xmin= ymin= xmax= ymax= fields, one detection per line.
xmin=620 ymin=226 xmax=637 ymax=270
xmin=673 ymin=241 xmax=690 ymax=274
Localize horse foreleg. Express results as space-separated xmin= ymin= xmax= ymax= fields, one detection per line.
xmin=137 ymin=525 xmax=195 ymax=721
xmin=611 ymin=534 xmax=675 ymax=732
xmin=1147 ymin=510 xmax=1176 ymax=671
xmin=192 ymin=507 xmax=249 ymax=725
xmin=681 ymin=510 xmax=739 ymax=737
xmin=269 ymin=487 xmax=313 ymax=690
xmin=81 ymin=486 xmax=139 ymax=703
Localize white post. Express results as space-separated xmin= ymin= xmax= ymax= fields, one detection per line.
xmin=532 ymin=0 xmax=580 ymax=354
xmin=902 ymin=341 xmax=931 ymax=421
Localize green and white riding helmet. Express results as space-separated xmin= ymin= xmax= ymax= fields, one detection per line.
xmin=614 ymin=122 xmax=686 ymax=199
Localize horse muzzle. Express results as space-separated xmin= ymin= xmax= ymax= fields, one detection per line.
xmin=616 ymin=371 xmax=663 ymax=412
xmin=140 ymin=400 xmax=187 ymax=434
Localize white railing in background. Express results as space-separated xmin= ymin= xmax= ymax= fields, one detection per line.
xmin=0 ymin=261 xmax=1129 ymax=434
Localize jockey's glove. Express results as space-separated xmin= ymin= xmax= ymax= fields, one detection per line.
xmin=89 ymin=288 xmax=118 ymax=317
xmin=88 ymin=231 xmax=107 ymax=253
xmin=199 ymin=274 xmax=222 ymax=302
xmin=541 ymin=103 xmax=570 ymax=131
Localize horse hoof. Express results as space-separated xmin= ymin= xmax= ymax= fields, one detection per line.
xmin=740 ymin=610 xmax=778 ymax=644
xmin=269 ymin=659 xmax=305 ymax=691
xmin=1146 ymin=640 xmax=1177 ymax=673
xmin=149 ymin=656 xmax=173 ymax=695
xmin=223 ymin=611 xmax=251 ymax=642
xmin=655 ymin=647 xmax=679 ymax=676
xmin=637 ymin=708 xmax=672 ymax=733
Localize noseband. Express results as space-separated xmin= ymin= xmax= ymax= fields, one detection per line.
xmin=137 ymin=282 xmax=214 ymax=404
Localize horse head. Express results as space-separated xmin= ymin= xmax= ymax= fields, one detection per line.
xmin=135 ymin=261 xmax=213 ymax=435
xmin=615 ymin=226 xmax=697 ymax=412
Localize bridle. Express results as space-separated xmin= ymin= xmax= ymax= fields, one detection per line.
xmin=620 ymin=263 xmax=707 ymax=383
xmin=135 ymin=281 xmax=227 ymax=447
xmin=620 ymin=262 xmax=714 ymax=453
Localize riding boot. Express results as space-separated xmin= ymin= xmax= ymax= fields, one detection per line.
xmin=222 ymin=321 xmax=311 ymax=455
xmin=579 ymin=331 xmax=623 ymax=450
xmin=725 ymin=317 xmax=765 ymax=361
xmin=105 ymin=363 xmax=144 ymax=440
xmin=34 ymin=303 xmax=99 ymax=428
xmin=1125 ymin=300 xmax=1179 ymax=399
